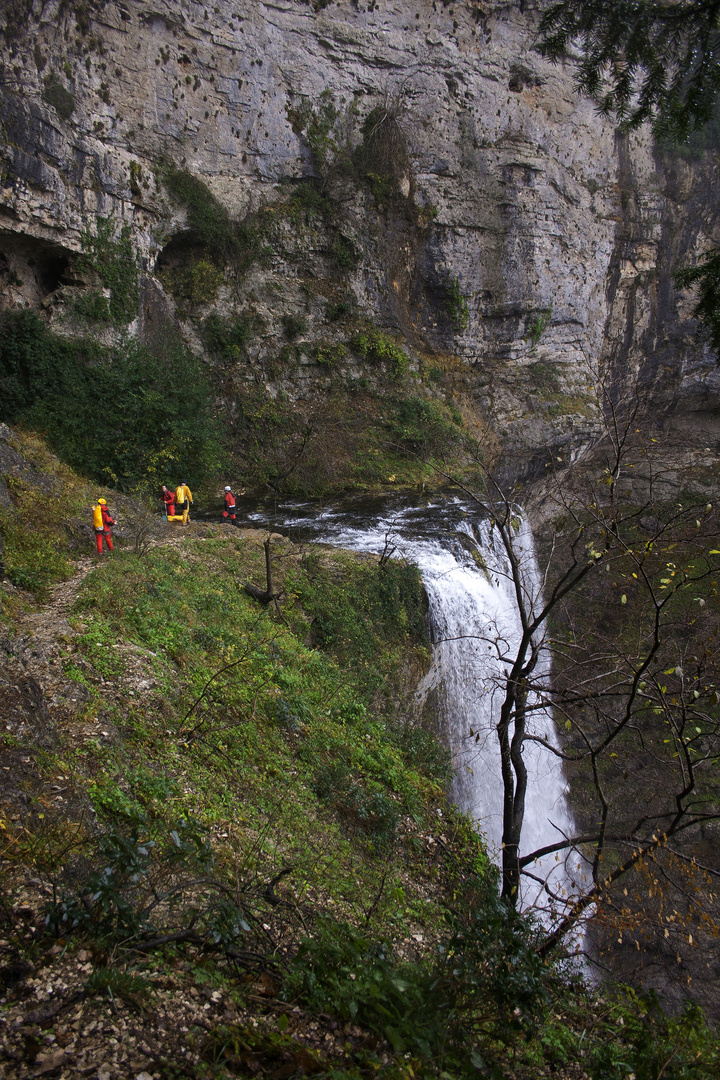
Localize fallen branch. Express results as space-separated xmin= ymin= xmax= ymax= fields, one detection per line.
xmin=11 ymin=989 xmax=85 ymax=1030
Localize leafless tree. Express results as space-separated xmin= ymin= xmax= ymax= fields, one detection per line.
xmin=438 ymin=386 xmax=720 ymax=984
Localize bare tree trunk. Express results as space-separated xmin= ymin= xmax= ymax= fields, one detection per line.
xmin=244 ymin=536 xmax=277 ymax=605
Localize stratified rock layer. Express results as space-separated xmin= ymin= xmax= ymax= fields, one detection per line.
xmin=1 ymin=0 xmax=718 ymax=479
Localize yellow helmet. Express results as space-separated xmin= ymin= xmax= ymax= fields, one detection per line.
xmin=98 ymin=498 xmax=107 ymax=505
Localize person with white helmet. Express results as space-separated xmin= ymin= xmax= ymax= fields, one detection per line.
xmin=92 ymin=498 xmax=115 ymax=554
xmin=222 ymin=485 xmax=236 ymax=525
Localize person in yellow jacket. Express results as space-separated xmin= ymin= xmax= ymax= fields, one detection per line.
xmin=175 ymin=480 xmax=193 ymax=525
xmin=92 ymin=498 xmax=115 ymax=553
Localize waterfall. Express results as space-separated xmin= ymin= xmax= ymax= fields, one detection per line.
xmin=255 ymin=496 xmax=585 ymax=918
xmin=412 ymin=513 xmax=583 ymax=915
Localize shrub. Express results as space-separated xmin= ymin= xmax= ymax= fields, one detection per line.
xmin=167 ymin=258 xmax=224 ymax=305
xmin=44 ymin=820 xmax=234 ymax=947
xmin=313 ymin=763 xmax=399 ymax=851
xmin=354 ymin=100 xmax=411 ymax=203
xmin=331 ymin=232 xmax=359 ymax=272
xmin=325 ymin=298 xmax=353 ymax=322
xmin=525 ymin=303 xmax=553 ymax=352
xmin=77 ymin=217 xmax=139 ymax=324
xmin=0 ymin=309 xmax=224 ymax=490
xmin=71 ymin=288 xmax=111 ymax=324
xmin=281 ymin=313 xmax=307 ymax=340
xmin=349 ymin=328 xmax=408 ymax=374
xmin=202 ymin=312 xmax=254 ymax=360
xmin=162 ymin=165 xmax=234 ymax=257
xmin=444 ymin=275 xmax=470 ymax=332
xmin=294 ymin=556 xmax=426 ymax=669
xmin=284 ymin=891 xmax=549 ymax=1073
xmin=311 ymin=341 xmax=346 ymax=366
xmin=283 ymin=918 xmax=453 ymax=1059
xmin=589 ymin=993 xmax=720 ymax=1080
xmin=287 ymin=90 xmax=345 ymax=177
xmin=389 ymin=396 xmax=463 ymax=456
xmin=43 ymin=72 xmax=75 ymax=120
xmin=287 ymin=180 xmax=334 ymax=218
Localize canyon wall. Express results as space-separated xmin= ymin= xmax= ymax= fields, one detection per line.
xmin=1 ymin=0 xmax=718 ymax=484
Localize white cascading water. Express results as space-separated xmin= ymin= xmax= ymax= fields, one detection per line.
xmin=260 ymin=498 xmax=586 ymax=920
xmin=412 ymin=513 xmax=584 ymax=916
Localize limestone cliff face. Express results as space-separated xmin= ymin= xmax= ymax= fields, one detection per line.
xmin=1 ymin=0 xmax=718 ymax=482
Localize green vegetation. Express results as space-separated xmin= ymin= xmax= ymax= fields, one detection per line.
xmin=289 ymin=90 xmax=411 ymax=208
xmin=76 ymin=217 xmax=139 ymax=324
xmin=282 ymin=313 xmax=307 ymax=340
xmin=283 ymin=887 xmax=548 ymax=1071
xmin=525 ymin=303 xmax=553 ymax=352
xmin=287 ymin=89 xmax=346 ymax=178
xmin=10 ymin=528 xmax=461 ymax=958
xmin=42 ymin=71 xmax=75 ymax=120
xmin=165 ymin=256 xmax=224 ymax=306
xmin=159 ymin=165 xmax=278 ymax=293
xmin=675 ymin=248 xmax=720 ymax=356
xmin=202 ymin=310 xmax=255 ymax=361
xmin=349 ymin=328 xmax=409 ymax=375
xmin=538 ymin=0 xmax=720 ymax=139
xmin=0 ymin=309 xmax=223 ymax=490
xmin=445 ymin=275 xmax=470 ymax=332
xmin=0 ymin=430 xmax=90 ymax=599
xmin=388 ymin=396 xmax=464 ymax=457
xmin=539 ymin=2 xmax=720 ymax=360
xmin=161 ymin=164 xmax=234 ymax=257
xmin=331 ymin=231 xmax=359 ymax=271
xmin=230 ymin=377 xmax=470 ymax=494
xmin=528 ymin=360 xmax=561 ymax=394
xmin=326 ymin=297 xmax=354 ymax=322
xmin=70 ymin=287 xmax=112 ymax=324
xmin=311 ymin=341 xmax=346 ymax=366
xmin=355 ymin=100 xmax=411 ymax=204
xmin=3 ymin=438 xmax=720 ymax=1076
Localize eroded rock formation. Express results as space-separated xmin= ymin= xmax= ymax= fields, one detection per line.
xmin=1 ymin=0 xmax=718 ymax=481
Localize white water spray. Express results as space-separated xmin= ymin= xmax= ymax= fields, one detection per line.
xmin=412 ymin=514 xmax=583 ymax=915
xmin=266 ymin=499 xmax=586 ymax=918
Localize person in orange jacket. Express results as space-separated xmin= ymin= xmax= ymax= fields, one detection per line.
xmin=93 ymin=498 xmax=115 ymax=554
xmin=222 ymin=485 xmax=236 ymax=524
xmin=175 ymin=481 xmax=193 ymax=525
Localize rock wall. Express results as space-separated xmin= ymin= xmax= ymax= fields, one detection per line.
xmin=1 ymin=0 xmax=718 ymax=482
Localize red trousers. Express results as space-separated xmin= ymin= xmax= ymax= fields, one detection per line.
xmin=95 ymin=528 xmax=114 ymax=553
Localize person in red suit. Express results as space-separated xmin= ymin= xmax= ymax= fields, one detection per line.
xmin=222 ymin=485 xmax=236 ymax=524
xmin=93 ymin=498 xmax=115 ymax=554
xmin=161 ymin=484 xmax=175 ymax=519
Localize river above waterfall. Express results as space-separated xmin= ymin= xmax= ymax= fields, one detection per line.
xmin=218 ymin=492 xmax=585 ymax=916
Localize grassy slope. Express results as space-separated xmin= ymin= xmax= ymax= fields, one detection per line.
xmin=2 ymin=430 xmax=720 ymax=1079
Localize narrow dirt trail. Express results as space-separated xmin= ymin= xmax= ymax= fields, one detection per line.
xmin=16 ymin=555 xmax=98 ymax=654
xmin=14 ymin=522 xmax=273 ymax=662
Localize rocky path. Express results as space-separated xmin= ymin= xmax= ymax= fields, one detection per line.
xmin=15 ymin=556 xmax=97 ymax=661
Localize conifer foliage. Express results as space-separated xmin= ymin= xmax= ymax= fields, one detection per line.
xmin=539 ymin=0 xmax=720 ymax=138
xmin=539 ymin=0 xmax=720 ymax=360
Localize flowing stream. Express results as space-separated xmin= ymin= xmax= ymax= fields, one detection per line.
xmin=240 ymin=493 xmax=584 ymax=916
